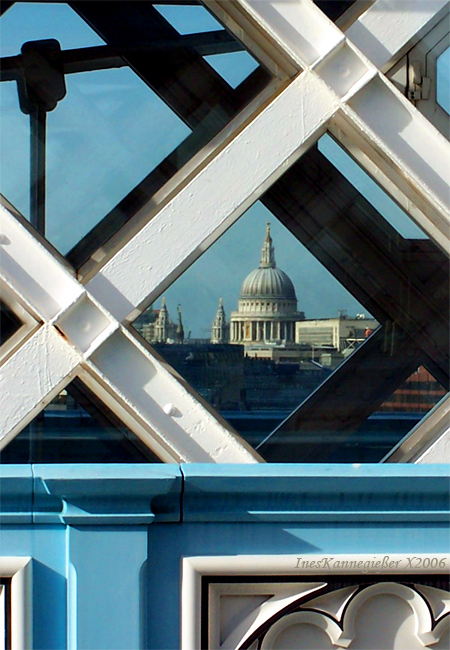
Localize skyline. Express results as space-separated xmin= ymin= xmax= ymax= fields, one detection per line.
xmin=150 ymin=204 xmax=374 ymax=339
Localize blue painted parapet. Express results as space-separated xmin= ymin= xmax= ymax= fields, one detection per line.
xmin=0 ymin=464 xmax=448 ymax=649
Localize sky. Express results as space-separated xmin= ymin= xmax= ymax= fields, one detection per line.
xmin=0 ymin=2 xmax=446 ymax=338
xmin=437 ymin=46 xmax=450 ymax=113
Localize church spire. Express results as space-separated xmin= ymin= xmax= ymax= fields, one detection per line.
xmin=155 ymin=297 xmax=169 ymax=342
xmin=260 ymin=222 xmax=276 ymax=268
xmin=211 ymin=298 xmax=228 ymax=343
xmin=175 ymin=304 xmax=184 ymax=343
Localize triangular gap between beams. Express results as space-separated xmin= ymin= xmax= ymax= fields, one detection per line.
xmin=0 ymin=377 xmax=162 ymax=463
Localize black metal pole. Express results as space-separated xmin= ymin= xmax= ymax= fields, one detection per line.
xmin=29 ymin=104 xmax=46 ymax=235
xmin=29 ymin=104 xmax=46 ymax=461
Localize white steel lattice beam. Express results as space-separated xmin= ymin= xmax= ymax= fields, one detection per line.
xmin=87 ymin=5 xmax=450 ymax=319
xmin=342 ymin=73 xmax=450 ymax=247
xmin=233 ymin=1 xmax=450 ymax=237
xmin=384 ymin=393 xmax=450 ymax=463
xmin=0 ymin=205 xmax=260 ymax=462
xmin=0 ymin=325 xmax=80 ymax=448
xmin=0 ymin=207 xmax=83 ymax=321
xmin=1 ymin=0 xmax=449 ymax=463
xmin=346 ymin=0 xmax=449 ymax=71
xmin=0 ymin=274 xmax=40 ymax=366
xmin=237 ymin=0 xmax=344 ymax=68
xmin=83 ymin=0 xmax=450 ymax=462
xmin=86 ymin=70 xmax=339 ymax=320
xmin=84 ymin=329 xmax=261 ymax=463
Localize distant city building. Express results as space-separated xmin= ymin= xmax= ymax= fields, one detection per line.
xmin=230 ymin=224 xmax=304 ymax=348
xmin=295 ymin=313 xmax=378 ymax=353
xmin=136 ymin=226 xmax=378 ymax=359
xmin=154 ymin=297 xmax=170 ymax=342
xmin=228 ymin=225 xmax=377 ymax=361
xmin=135 ymin=299 xmax=185 ymax=344
xmin=133 ymin=306 xmax=157 ymax=342
xmin=131 ymin=229 xmax=445 ymax=417
xmin=154 ymin=342 xmax=244 ymax=410
xmin=379 ymin=366 xmax=446 ymax=412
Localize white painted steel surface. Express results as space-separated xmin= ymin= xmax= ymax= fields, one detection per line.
xmin=346 ymin=0 xmax=449 ymax=70
xmin=0 ymin=558 xmax=32 ymax=650
xmin=240 ymin=0 xmax=344 ymax=67
xmin=86 ymin=71 xmax=338 ymax=320
xmin=0 ymin=192 xmax=260 ymax=461
xmin=1 ymin=0 xmax=449 ymax=462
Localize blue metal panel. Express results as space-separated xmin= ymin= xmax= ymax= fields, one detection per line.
xmin=0 ymin=464 xmax=448 ymax=649
xmin=68 ymin=526 xmax=149 ymax=650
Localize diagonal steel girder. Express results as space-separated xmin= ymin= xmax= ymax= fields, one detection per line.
xmin=1 ymin=37 xmax=341 ymax=462
xmin=80 ymin=1 xmax=446 ymax=456
xmin=67 ymin=0 xmax=271 ymax=268
xmin=69 ymin=0 xmax=450 ymax=271
xmin=69 ymin=1 xmax=260 ymax=126
xmin=262 ymin=144 xmax=449 ymax=381
xmin=258 ymin=327 xmax=426 ymax=462
xmin=1 ymin=0 xmax=449 ymax=463
xmin=256 ymin=144 xmax=448 ymax=456
xmin=87 ymin=8 xmax=450 ymax=323
xmin=0 ymin=205 xmax=260 ymax=463
xmin=346 ymin=0 xmax=449 ymax=72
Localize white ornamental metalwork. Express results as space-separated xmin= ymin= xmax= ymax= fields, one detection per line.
xmin=1 ymin=0 xmax=449 ymax=462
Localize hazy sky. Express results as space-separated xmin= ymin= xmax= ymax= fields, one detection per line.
xmin=0 ymin=2 xmax=444 ymax=338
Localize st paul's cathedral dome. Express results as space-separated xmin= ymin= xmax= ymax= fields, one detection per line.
xmin=230 ymin=224 xmax=304 ymax=345
xmin=240 ymin=225 xmax=297 ymax=301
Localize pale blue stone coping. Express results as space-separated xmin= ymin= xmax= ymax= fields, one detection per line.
xmin=0 ymin=464 xmax=448 ymax=524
